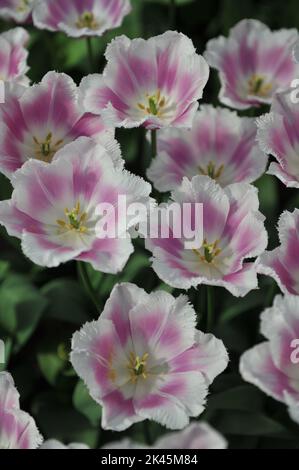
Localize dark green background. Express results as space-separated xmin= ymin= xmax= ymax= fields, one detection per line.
xmin=0 ymin=0 xmax=299 ymax=449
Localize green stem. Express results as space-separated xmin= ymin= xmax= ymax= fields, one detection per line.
xmin=143 ymin=421 xmax=152 ymax=446
xmin=169 ymin=0 xmax=176 ymax=28
xmin=151 ymin=129 xmax=157 ymax=160
xmin=86 ymin=37 xmax=95 ymax=72
xmin=206 ymin=286 xmax=214 ymax=332
xmin=265 ymin=280 xmax=277 ymax=308
xmin=77 ymin=261 xmax=101 ymax=312
xmin=198 ymin=285 xmax=206 ymax=328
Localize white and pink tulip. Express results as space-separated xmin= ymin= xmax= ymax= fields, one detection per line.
xmin=145 ymin=176 xmax=268 ymax=297
xmin=0 ymin=0 xmax=34 ymax=23
xmin=33 ymin=0 xmax=131 ymax=38
xmin=0 ymin=372 xmax=42 ymax=449
xmin=0 ymin=27 xmax=29 ymax=86
xmin=258 ymin=210 xmax=299 ymax=295
xmin=240 ymin=295 xmax=299 ymax=421
xmin=0 ymin=71 xmax=115 ymax=178
xmin=80 ymin=31 xmax=209 ymax=130
xmin=257 ymin=86 xmax=299 ymax=188
xmin=147 ymin=105 xmax=267 ymax=192
xmin=70 ymin=283 xmax=228 ymax=431
xmin=104 ymin=422 xmax=227 ymax=449
xmin=205 ymin=19 xmax=298 ymax=110
xmin=0 ymin=137 xmax=151 ymax=271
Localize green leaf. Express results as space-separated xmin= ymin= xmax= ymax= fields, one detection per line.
xmin=73 ymin=380 xmax=101 ymax=426
xmin=33 ymin=392 xmax=99 ymax=447
xmin=41 ymin=279 xmax=90 ymax=324
xmin=215 ymin=411 xmax=295 ymax=438
xmin=220 ymin=291 xmax=264 ymax=324
xmin=37 ymin=352 xmax=66 ymax=386
xmin=207 ymin=385 xmax=264 ymax=412
xmin=0 ymin=261 xmax=9 ymax=282
xmin=0 ymin=274 xmax=47 ymax=349
xmin=97 ymin=251 xmax=151 ymax=298
xmin=255 ymin=174 xmax=278 ymax=218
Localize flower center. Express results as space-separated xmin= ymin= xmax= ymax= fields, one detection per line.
xmin=137 ymin=90 xmax=169 ymax=117
xmin=17 ymin=0 xmax=30 ymax=12
xmin=56 ymin=202 xmax=88 ymax=234
xmin=128 ymin=352 xmax=149 ymax=383
xmin=76 ymin=11 xmax=99 ymax=30
xmin=247 ymin=74 xmax=272 ymax=98
xmin=193 ymin=239 xmax=221 ymax=264
xmin=198 ymin=162 xmax=224 ymax=180
xmin=32 ymin=133 xmax=64 ymax=163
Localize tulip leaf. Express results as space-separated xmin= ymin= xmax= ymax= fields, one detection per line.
xmin=41 ymin=279 xmax=90 ymax=324
xmin=0 ymin=274 xmax=47 ymax=349
xmin=73 ymin=380 xmax=101 ymax=427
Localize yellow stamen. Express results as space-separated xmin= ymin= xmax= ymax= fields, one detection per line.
xmin=247 ymin=74 xmax=272 ymax=98
xmin=128 ymin=352 xmax=149 ymax=383
xmin=76 ymin=11 xmax=100 ymax=30
xmin=17 ymin=0 xmax=30 ymax=12
xmin=198 ymin=162 xmax=224 ymax=180
xmin=56 ymin=202 xmax=88 ymax=234
xmin=137 ymin=90 xmax=170 ymax=118
xmin=193 ymin=239 xmax=221 ymax=264
xmin=32 ymin=132 xmax=64 ymax=163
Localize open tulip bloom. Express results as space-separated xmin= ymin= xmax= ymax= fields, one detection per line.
xmin=145 ymin=176 xmax=268 ymax=297
xmin=33 ymin=0 xmax=131 ymax=38
xmin=70 ymin=283 xmax=228 ymax=431
xmin=0 ymin=71 xmax=116 ymax=178
xmin=40 ymin=440 xmax=89 ymax=449
xmin=0 ymin=137 xmax=151 ymax=270
xmin=257 ymin=86 xmax=299 ymax=188
xmin=104 ymin=422 xmax=227 ymax=449
xmin=257 ymin=210 xmax=299 ymax=295
xmin=80 ymin=31 xmax=209 ymax=129
xmin=0 ymin=0 xmax=34 ymax=23
xmin=204 ymin=19 xmax=298 ymax=110
xmin=147 ymin=105 xmax=267 ymax=192
xmin=0 ymin=372 xmax=42 ymax=449
xmin=0 ymin=27 xmax=30 ymax=86
xmin=240 ymin=295 xmax=299 ymax=424
xmin=152 ymin=422 xmax=227 ymax=450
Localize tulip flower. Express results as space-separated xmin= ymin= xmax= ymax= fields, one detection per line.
xmin=0 ymin=372 xmax=42 ymax=449
xmin=147 ymin=105 xmax=267 ymax=192
xmin=257 ymin=210 xmax=299 ymax=295
xmin=71 ymin=283 xmax=228 ymax=431
xmin=145 ymin=176 xmax=267 ymax=297
xmin=0 ymin=71 xmax=116 ymax=178
xmin=205 ymin=19 xmax=298 ymax=110
xmin=33 ymin=0 xmax=131 ymax=38
xmin=0 ymin=137 xmax=151 ymax=271
xmin=240 ymin=295 xmax=299 ymax=421
xmin=80 ymin=31 xmax=209 ymax=129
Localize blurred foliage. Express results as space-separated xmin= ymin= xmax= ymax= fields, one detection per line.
xmin=0 ymin=0 xmax=299 ymax=450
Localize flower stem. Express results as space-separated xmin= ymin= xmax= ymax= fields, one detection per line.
xmin=265 ymin=280 xmax=277 ymax=308
xmin=86 ymin=37 xmax=95 ymax=72
xmin=151 ymin=129 xmax=157 ymax=160
xmin=198 ymin=285 xmax=206 ymax=327
xmin=143 ymin=420 xmax=152 ymax=446
xmin=169 ymin=0 xmax=176 ymax=28
xmin=206 ymin=286 xmax=214 ymax=332
xmin=77 ymin=261 xmax=101 ymax=312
